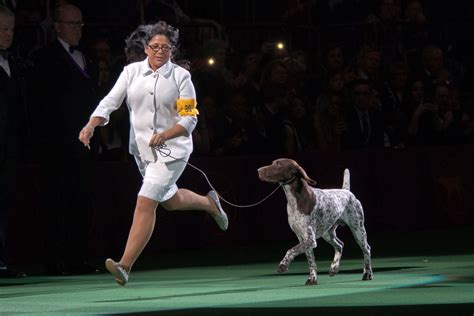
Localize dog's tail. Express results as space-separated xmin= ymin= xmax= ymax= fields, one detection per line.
xmin=342 ymin=169 xmax=350 ymax=191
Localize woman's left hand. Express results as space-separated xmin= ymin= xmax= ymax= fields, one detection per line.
xmin=149 ymin=132 xmax=168 ymax=147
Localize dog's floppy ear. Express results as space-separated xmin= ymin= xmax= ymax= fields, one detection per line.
xmin=294 ymin=163 xmax=317 ymax=186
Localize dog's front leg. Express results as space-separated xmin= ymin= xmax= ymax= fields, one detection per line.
xmin=278 ymin=227 xmax=317 ymax=275
xmin=278 ymin=240 xmax=313 ymax=273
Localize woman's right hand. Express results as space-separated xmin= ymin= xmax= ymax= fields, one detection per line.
xmin=78 ymin=125 xmax=95 ymax=149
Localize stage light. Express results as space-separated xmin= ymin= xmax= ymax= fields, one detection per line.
xmin=208 ymin=57 xmax=215 ymax=66
xmin=276 ymin=42 xmax=285 ymax=50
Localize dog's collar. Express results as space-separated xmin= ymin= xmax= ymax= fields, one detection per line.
xmin=280 ymin=176 xmax=297 ymax=185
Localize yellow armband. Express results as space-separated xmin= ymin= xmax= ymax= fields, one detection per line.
xmin=176 ymin=98 xmax=199 ymax=117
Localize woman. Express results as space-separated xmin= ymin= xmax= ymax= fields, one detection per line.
xmin=78 ymin=21 xmax=228 ymax=286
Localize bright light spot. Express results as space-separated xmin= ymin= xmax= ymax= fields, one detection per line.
xmin=208 ymin=58 xmax=215 ymax=65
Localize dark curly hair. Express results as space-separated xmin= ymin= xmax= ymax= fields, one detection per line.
xmin=145 ymin=21 xmax=179 ymax=48
xmin=125 ymin=21 xmax=190 ymax=69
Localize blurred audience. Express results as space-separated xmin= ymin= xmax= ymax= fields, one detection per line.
xmin=5 ymin=0 xmax=473 ymax=163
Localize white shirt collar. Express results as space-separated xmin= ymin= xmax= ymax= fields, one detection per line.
xmin=142 ymin=58 xmax=173 ymax=77
xmin=0 ymin=56 xmax=10 ymax=77
xmin=57 ymin=37 xmax=72 ymax=53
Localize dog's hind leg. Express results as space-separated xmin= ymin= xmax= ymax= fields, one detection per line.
xmin=351 ymin=225 xmax=373 ymax=280
xmin=346 ymin=202 xmax=373 ymax=280
xmin=322 ymin=224 xmax=344 ymax=276
xmin=304 ymin=249 xmax=318 ymax=285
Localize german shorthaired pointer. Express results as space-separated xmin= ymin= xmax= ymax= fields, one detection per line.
xmin=258 ymin=158 xmax=373 ymax=285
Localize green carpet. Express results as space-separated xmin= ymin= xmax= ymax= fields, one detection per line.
xmin=1 ymin=254 xmax=473 ymax=315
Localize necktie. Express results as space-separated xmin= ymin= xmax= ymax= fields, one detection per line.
xmin=69 ymin=46 xmax=79 ymax=54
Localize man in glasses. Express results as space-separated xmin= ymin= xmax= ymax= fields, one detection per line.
xmin=31 ymin=4 xmax=99 ymax=276
xmin=54 ymin=5 xmax=85 ymax=68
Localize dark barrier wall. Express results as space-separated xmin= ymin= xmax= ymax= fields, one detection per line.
xmin=8 ymin=145 xmax=474 ymax=263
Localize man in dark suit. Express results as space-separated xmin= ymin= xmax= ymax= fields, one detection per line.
xmin=0 ymin=5 xmax=26 ymax=278
xmin=32 ymin=4 xmax=99 ymax=275
xmin=343 ymin=79 xmax=385 ymax=150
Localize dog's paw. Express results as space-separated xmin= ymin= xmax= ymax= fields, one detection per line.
xmin=362 ymin=271 xmax=373 ymax=281
xmin=305 ymin=277 xmax=317 ymax=285
xmin=277 ymin=264 xmax=288 ymax=273
xmin=329 ymin=266 xmax=339 ymax=276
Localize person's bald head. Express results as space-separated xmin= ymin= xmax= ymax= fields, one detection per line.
xmin=0 ymin=5 xmax=15 ymax=50
xmin=53 ymin=4 xmax=83 ymax=46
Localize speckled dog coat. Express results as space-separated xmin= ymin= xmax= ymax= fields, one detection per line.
xmin=258 ymin=158 xmax=373 ymax=285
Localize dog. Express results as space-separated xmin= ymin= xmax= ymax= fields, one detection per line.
xmin=257 ymin=158 xmax=373 ymax=285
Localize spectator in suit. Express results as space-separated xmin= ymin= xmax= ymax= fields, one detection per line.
xmin=0 ymin=4 xmax=26 ymax=278
xmin=343 ymin=79 xmax=385 ymax=150
xmin=32 ymin=4 xmax=99 ymax=275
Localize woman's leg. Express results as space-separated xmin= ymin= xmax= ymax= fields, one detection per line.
xmin=161 ymin=188 xmax=218 ymax=216
xmin=119 ymin=196 xmax=159 ymax=270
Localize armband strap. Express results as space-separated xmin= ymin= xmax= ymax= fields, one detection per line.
xmin=176 ymin=98 xmax=199 ymax=117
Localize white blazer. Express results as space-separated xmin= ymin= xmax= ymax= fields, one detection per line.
xmin=91 ymin=59 xmax=197 ymax=163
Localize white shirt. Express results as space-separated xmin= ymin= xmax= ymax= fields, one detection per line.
xmin=57 ymin=37 xmax=86 ymax=70
xmin=0 ymin=55 xmax=11 ymax=77
xmin=91 ymin=59 xmax=197 ymax=163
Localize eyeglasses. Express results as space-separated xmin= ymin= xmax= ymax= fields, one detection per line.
xmin=147 ymin=44 xmax=172 ymax=53
xmin=57 ymin=21 xmax=84 ymax=29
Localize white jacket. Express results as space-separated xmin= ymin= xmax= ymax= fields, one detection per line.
xmin=91 ymin=59 xmax=197 ymax=163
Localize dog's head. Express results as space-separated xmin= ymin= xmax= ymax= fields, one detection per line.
xmin=258 ymin=158 xmax=317 ymax=215
xmin=258 ymin=158 xmax=316 ymax=186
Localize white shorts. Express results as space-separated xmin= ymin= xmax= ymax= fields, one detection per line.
xmin=137 ymin=158 xmax=187 ymax=202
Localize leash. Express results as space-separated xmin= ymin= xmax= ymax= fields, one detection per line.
xmin=155 ymin=144 xmax=282 ymax=208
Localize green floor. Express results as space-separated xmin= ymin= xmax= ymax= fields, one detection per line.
xmin=1 ymin=254 xmax=473 ymax=315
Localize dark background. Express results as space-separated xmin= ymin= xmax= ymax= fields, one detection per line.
xmin=5 ymin=0 xmax=474 ymax=268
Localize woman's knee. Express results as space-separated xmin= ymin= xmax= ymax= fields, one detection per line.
xmin=136 ymin=195 xmax=159 ymax=212
xmin=161 ymin=192 xmax=182 ymax=211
